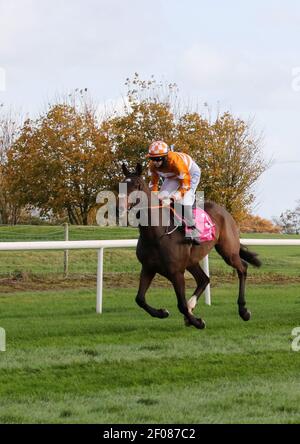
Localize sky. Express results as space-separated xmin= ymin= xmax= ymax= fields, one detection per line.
xmin=0 ymin=0 xmax=300 ymax=220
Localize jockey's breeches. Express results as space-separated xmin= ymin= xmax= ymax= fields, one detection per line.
xmin=159 ymin=161 xmax=201 ymax=206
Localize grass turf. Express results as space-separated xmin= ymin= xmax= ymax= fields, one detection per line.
xmin=1 ymin=283 xmax=300 ymax=424
xmin=0 ymin=242 xmax=300 ymax=278
xmin=0 ymin=227 xmax=299 ymax=279
xmin=0 ymin=227 xmax=299 ymax=423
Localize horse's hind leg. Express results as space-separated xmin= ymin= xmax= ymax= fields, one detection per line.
xmin=171 ymin=271 xmax=206 ymax=329
xmin=215 ymin=245 xmax=251 ymax=321
xmin=236 ymin=259 xmax=251 ymax=321
xmin=136 ymin=268 xmax=169 ymax=319
xmin=185 ymin=264 xmax=209 ymax=326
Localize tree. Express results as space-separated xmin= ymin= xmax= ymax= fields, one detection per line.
xmin=5 ymin=75 xmax=268 ymax=224
xmin=274 ymin=201 xmax=300 ymax=234
xmin=101 ymin=74 xmax=178 ymax=187
xmin=0 ymin=107 xmax=22 ymax=224
xmin=176 ymin=112 xmax=267 ymax=220
xmin=103 ymin=74 xmax=268 ymax=221
xmin=6 ymin=94 xmax=112 ymax=225
xmin=239 ymin=213 xmax=281 ymax=233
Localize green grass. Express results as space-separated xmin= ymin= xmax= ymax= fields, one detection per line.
xmin=0 ymin=227 xmax=300 ymax=423
xmin=1 ymin=284 xmax=300 ymax=423
xmin=0 ymin=225 xmax=298 ymax=277
xmin=0 ymin=244 xmax=299 ymax=278
xmin=0 ymin=225 xmax=140 ymax=276
xmin=0 ymin=224 xmax=298 ymax=242
xmin=0 ymin=225 xmax=139 ymax=242
xmin=0 ymin=226 xmax=299 ymax=277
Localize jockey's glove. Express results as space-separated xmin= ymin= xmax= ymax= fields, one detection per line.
xmin=161 ymin=197 xmax=172 ymax=207
xmin=170 ymin=190 xmax=182 ymax=202
xmin=158 ymin=190 xmax=170 ymax=200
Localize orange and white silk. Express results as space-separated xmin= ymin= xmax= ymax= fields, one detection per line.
xmin=149 ymin=151 xmax=201 ymax=206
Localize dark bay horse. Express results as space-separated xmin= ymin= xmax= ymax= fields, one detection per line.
xmin=119 ymin=163 xmax=261 ymax=329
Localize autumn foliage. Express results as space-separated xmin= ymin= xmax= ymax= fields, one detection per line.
xmin=0 ymin=110 xmax=21 ymax=224
xmin=2 ymin=75 xmax=268 ymax=224
xmin=5 ymin=101 xmax=112 ymax=224
xmin=103 ymin=74 xmax=267 ymax=221
xmin=239 ymin=213 xmax=281 ymax=233
xmin=175 ymin=112 xmax=265 ymax=221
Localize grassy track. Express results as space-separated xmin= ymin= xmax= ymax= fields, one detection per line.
xmin=0 ymin=226 xmax=300 ymax=423
xmin=1 ymin=283 xmax=300 ymax=423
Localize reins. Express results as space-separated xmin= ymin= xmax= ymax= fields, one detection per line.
xmin=133 ymin=203 xmax=185 ymax=238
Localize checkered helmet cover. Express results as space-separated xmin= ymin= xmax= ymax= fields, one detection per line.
xmin=148 ymin=140 xmax=169 ymax=157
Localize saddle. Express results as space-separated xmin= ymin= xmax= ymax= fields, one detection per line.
xmin=185 ymin=207 xmax=216 ymax=242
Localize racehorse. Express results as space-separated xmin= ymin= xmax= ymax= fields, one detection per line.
xmin=119 ymin=163 xmax=262 ymax=329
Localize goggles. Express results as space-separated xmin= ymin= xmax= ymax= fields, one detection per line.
xmin=150 ymin=157 xmax=165 ymax=162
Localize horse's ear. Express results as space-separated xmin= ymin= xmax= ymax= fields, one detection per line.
xmin=135 ymin=163 xmax=143 ymax=176
xmin=122 ymin=163 xmax=130 ymax=177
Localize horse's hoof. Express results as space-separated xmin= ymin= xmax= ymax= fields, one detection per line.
xmin=197 ymin=318 xmax=206 ymax=329
xmin=158 ymin=308 xmax=169 ymax=318
xmin=240 ymin=310 xmax=251 ymax=321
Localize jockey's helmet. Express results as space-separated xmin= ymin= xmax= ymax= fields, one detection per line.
xmin=147 ymin=140 xmax=169 ymax=158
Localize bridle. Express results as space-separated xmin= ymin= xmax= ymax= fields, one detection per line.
xmin=118 ymin=179 xmax=188 ymax=239
xmin=119 ymin=198 xmax=185 ymax=239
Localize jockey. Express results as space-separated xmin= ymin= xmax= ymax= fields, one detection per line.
xmin=147 ymin=140 xmax=201 ymax=243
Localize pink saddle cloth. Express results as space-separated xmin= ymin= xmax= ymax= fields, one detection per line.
xmin=185 ymin=208 xmax=216 ymax=242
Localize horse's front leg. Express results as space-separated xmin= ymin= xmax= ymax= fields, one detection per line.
xmin=136 ymin=268 xmax=169 ymax=319
xmin=171 ymin=272 xmax=206 ymax=329
xmin=185 ymin=263 xmax=209 ymax=326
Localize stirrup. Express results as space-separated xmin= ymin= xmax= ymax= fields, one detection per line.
xmin=191 ymin=237 xmax=201 ymax=245
xmin=186 ymin=225 xmax=201 ymax=245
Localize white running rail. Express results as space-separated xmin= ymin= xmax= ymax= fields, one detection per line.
xmin=0 ymin=238 xmax=299 ymax=313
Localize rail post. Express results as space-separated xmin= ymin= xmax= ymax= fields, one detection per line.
xmin=63 ymin=223 xmax=69 ymax=277
xmin=96 ymin=248 xmax=104 ymax=313
xmin=202 ymin=255 xmax=211 ymax=305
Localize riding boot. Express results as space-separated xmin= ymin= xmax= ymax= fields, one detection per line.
xmin=183 ymin=205 xmax=201 ymax=244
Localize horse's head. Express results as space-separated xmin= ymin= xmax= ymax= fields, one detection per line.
xmin=117 ymin=163 xmax=149 ymax=218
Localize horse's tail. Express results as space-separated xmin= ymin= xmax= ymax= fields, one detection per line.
xmin=239 ymin=244 xmax=262 ymax=268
